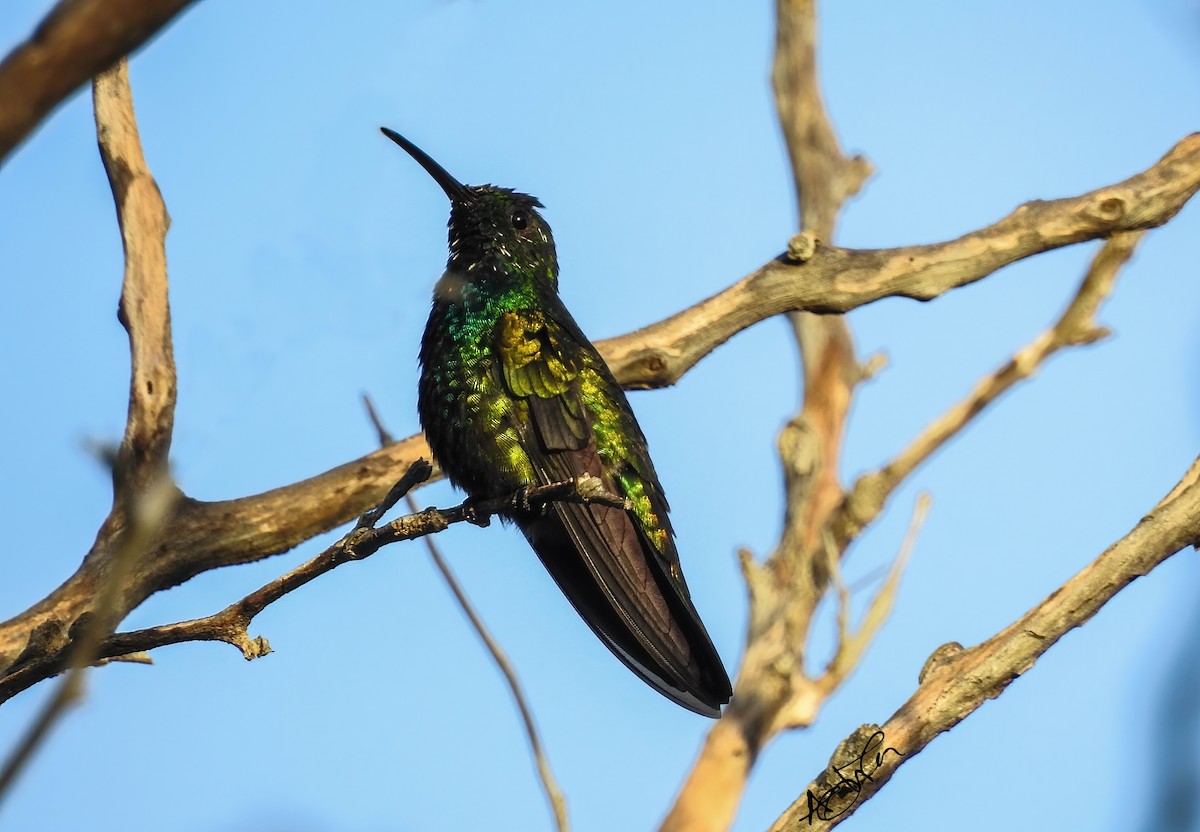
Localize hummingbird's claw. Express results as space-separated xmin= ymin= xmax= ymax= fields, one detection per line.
xmin=463 ymin=498 xmax=490 ymax=528
xmin=510 ymin=485 xmax=532 ymax=513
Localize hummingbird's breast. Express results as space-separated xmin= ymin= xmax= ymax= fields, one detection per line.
xmin=417 ymin=289 xmax=539 ymax=498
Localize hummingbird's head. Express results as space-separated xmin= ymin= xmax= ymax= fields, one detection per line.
xmin=381 ymin=128 xmax=559 ymax=291
xmin=446 ymin=186 xmax=558 ymax=282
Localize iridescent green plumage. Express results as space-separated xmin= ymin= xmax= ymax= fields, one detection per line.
xmin=383 ymin=128 xmax=731 ymax=716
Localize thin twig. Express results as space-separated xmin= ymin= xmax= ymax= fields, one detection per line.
xmin=0 ymin=675 xmax=81 ymax=801
xmin=0 ymin=452 xmax=175 ymax=803
xmin=410 ymin=494 xmax=571 ymax=832
xmin=820 ymin=494 xmax=930 ymax=691
xmin=366 ymin=395 xmax=569 ymax=830
xmin=362 ymin=394 xmax=395 ymax=446
xmin=89 ymin=463 xmax=627 ymax=665
xmin=835 ymin=231 xmax=1141 ymax=547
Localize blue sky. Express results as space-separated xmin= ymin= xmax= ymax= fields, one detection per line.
xmin=1 ymin=1 xmax=1198 ymax=831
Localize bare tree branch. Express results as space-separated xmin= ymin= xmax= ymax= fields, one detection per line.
xmin=769 ymin=0 xmax=871 ymax=592
xmin=92 ymin=461 xmax=432 ymax=662
xmin=702 ymin=227 xmax=1138 ymax=829
xmin=661 ymin=2 xmax=873 ymax=828
xmin=0 ymin=0 xmax=199 ymax=165
xmin=660 ymin=1 xmax=1165 ymax=827
xmin=57 ymin=469 xmax=627 ymax=671
xmin=740 ymin=227 xmax=1139 ymax=828
xmin=93 ymin=59 xmax=177 ymax=500
xmin=604 ymin=130 xmax=1199 ymax=389
xmin=0 ymin=57 xmax=180 ymax=695
xmin=833 ymin=230 xmax=1140 ymax=548
xmin=769 ymin=454 xmax=1200 ymax=831
xmin=771 ymin=0 xmax=871 ymax=236
xmin=0 ymin=88 xmax=177 ymax=789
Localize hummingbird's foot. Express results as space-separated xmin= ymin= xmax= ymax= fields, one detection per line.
xmin=510 ymin=485 xmax=533 ymax=513
xmin=462 ymin=498 xmax=491 ymax=528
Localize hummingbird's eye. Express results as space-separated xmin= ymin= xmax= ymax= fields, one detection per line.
xmin=510 ymin=209 xmax=530 ymax=231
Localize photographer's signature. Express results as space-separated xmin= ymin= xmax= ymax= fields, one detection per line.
xmin=800 ymin=730 xmax=903 ymax=825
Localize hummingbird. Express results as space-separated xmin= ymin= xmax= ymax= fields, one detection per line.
xmin=382 ymin=127 xmax=732 ymax=717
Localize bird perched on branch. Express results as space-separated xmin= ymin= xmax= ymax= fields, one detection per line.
xmin=382 ymin=127 xmax=731 ymax=716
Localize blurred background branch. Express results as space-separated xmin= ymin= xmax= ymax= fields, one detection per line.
xmin=0 ymin=0 xmax=200 ymax=164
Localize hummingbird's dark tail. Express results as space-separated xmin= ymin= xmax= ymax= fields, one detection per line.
xmin=517 ymin=500 xmax=732 ymax=717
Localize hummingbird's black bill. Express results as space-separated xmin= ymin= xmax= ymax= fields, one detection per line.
xmin=380 ymin=127 xmax=473 ymax=204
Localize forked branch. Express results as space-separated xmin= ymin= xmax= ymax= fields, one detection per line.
xmin=770 ymin=454 xmax=1200 ymax=830
xmin=60 ymin=466 xmax=629 ymax=671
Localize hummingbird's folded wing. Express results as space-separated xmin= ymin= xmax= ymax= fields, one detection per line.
xmin=493 ymin=309 xmax=731 ymax=716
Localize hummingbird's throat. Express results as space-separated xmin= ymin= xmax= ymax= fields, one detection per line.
xmin=433 ymin=270 xmax=468 ymax=303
